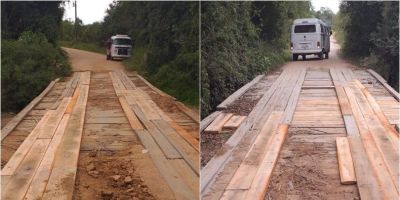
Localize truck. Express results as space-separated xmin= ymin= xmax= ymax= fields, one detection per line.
xmin=106 ymin=34 xmax=132 ymax=60
xmin=290 ymin=18 xmax=331 ymax=61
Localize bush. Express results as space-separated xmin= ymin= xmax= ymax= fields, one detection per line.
xmin=1 ymin=31 xmax=71 ymax=112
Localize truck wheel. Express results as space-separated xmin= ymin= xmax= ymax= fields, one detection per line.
xmin=325 ymin=52 xmax=329 ymax=59
xmin=318 ymin=52 xmax=323 ymax=59
xmin=292 ymin=54 xmax=298 ymax=61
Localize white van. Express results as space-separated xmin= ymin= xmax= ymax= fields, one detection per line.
xmin=106 ymin=34 xmax=132 ymax=60
xmin=290 ymin=18 xmax=331 ymax=60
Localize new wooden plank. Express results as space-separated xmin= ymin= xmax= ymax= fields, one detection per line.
xmin=2 ymin=139 xmax=51 ymax=200
xmin=204 ymin=113 xmax=233 ymax=134
xmin=169 ymin=159 xmax=199 ymax=197
xmin=115 ymin=70 xmax=136 ymax=90
xmin=79 ymin=71 xmax=91 ymax=85
xmin=336 ymin=137 xmax=356 ymax=185
xmin=217 ymin=75 xmax=264 ymax=110
xmin=38 ymin=97 xmax=71 ymax=139
xmin=118 ymin=96 xmax=144 ymax=130
xmin=301 ymin=85 xmax=335 ymax=89
xmin=153 ymin=119 xmax=199 ymax=175
xmin=201 ymin=69 xmax=292 ymax=193
xmin=1 ymin=78 xmax=59 ymax=141
xmin=367 ymin=69 xmax=399 ymax=101
xmin=200 ymin=111 xmax=221 ymax=133
xmin=344 ymin=86 xmax=399 ymax=199
xmin=134 ymin=129 xmax=196 ymax=200
xmin=65 ymin=87 xmax=80 ymax=114
xmin=355 ymin=80 xmax=399 ymax=144
xmin=1 ymin=111 xmax=54 ymax=176
xmin=226 ymin=112 xmax=281 ymax=190
xmin=24 ymin=114 xmax=70 ymax=200
xmin=176 ymin=102 xmax=199 ymax=123
xmin=169 ymin=121 xmax=199 ymax=152
xmin=243 ymin=124 xmax=289 ymax=200
xmin=223 ymin=116 xmax=246 ymax=130
xmin=42 ymin=84 xmax=89 ymax=200
xmin=131 ymin=104 xmax=182 ymax=159
xmin=135 ymin=98 xmax=161 ymax=120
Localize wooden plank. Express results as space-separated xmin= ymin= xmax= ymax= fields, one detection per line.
xmin=282 ymin=68 xmax=306 ymax=123
xmin=131 ymin=104 xmax=182 ymax=159
xmin=347 ymin=135 xmax=382 ymax=200
xmin=176 ymin=102 xmax=199 ymax=123
xmin=301 ymin=85 xmax=335 ymax=89
xmin=118 ymin=97 xmax=144 ymax=130
xmin=42 ymin=84 xmax=89 ymax=200
xmin=336 ymin=137 xmax=356 ymax=184
xmin=169 ymin=121 xmax=199 ymax=152
xmin=135 ymin=73 xmax=177 ymax=100
xmin=1 ymin=111 xmax=54 ymax=176
xmin=217 ymin=75 xmax=263 ymax=110
xmin=38 ymin=97 xmax=71 ymax=139
xmin=65 ymin=87 xmax=80 ymax=114
xmin=204 ymin=113 xmax=233 ymax=134
xmin=355 ymin=80 xmax=399 ymax=144
xmin=169 ymin=159 xmax=199 ymax=197
xmin=201 ymin=69 xmax=292 ymax=193
xmin=367 ymin=69 xmax=399 ymax=100
xmin=244 ymin=124 xmax=289 ymax=200
xmin=344 ymin=86 xmax=399 ymax=199
xmin=79 ymin=71 xmax=91 ymax=85
xmin=226 ymin=112 xmax=281 ymax=190
xmin=2 ymin=139 xmax=50 ymax=200
xmin=343 ymin=115 xmax=359 ymax=136
xmin=223 ymin=116 xmax=246 ymax=130
xmin=153 ymin=119 xmax=199 ymax=175
xmin=200 ymin=111 xmax=221 ymax=133
xmin=115 ymin=70 xmax=136 ymax=90
xmin=134 ymin=129 xmax=196 ymax=199
xmin=24 ymin=114 xmax=70 ymax=200
xmin=1 ymin=78 xmax=59 ymax=141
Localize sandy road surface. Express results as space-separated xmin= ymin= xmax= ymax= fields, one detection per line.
xmin=63 ymin=47 xmax=125 ymax=72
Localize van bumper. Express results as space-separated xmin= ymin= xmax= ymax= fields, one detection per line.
xmin=291 ymin=49 xmax=322 ymax=54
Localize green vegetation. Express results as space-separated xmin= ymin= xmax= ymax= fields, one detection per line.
xmin=1 ymin=1 xmax=71 ymax=112
xmin=201 ymin=1 xmax=312 ymax=118
xmin=334 ymin=1 xmax=399 ymax=91
xmin=60 ymin=2 xmax=199 ymax=107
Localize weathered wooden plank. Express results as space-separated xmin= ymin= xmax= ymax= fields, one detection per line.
xmin=118 ymin=97 xmax=144 ymax=130
xmin=169 ymin=121 xmax=199 ymax=152
xmin=1 ymin=78 xmax=59 ymax=141
xmin=42 ymin=84 xmax=89 ymax=200
xmin=2 ymin=139 xmax=50 ymax=200
xmin=135 ymin=73 xmax=177 ymax=100
xmin=24 ymin=114 xmax=70 ymax=200
xmin=204 ymin=113 xmax=233 ymax=134
xmin=367 ymin=69 xmax=399 ymax=101
xmin=1 ymin=111 xmax=54 ymax=176
xmin=243 ymin=124 xmax=289 ymax=200
xmin=223 ymin=116 xmax=246 ymax=130
xmin=176 ymin=102 xmax=199 ymax=123
xmin=282 ymin=68 xmax=306 ymax=123
xmin=336 ymin=137 xmax=356 ymax=185
xmin=134 ymin=129 xmax=196 ymax=199
xmin=200 ymin=111 xmax=221 ymax=133
xmin=217 ymin=75 xmax=264 ymax=110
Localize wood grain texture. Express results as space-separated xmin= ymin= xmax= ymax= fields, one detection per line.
xmin=336 ymin=137 xmax=356 ymax=185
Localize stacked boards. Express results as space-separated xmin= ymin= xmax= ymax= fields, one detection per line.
xmin=110 ymin=70 xmax=199 ymax=200
xmin=201 ymin=68 xmax=306 ymax=200
xmin=331 ymin=68 xmax=399 ymax=199
xmin=1 ymin=71 xmax=90 ymax=200
xmin=203 ymin=113 xmax=246 ymax=133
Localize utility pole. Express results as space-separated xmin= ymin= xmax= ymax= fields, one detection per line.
xmin=74 ymin=0 xmax=77 ymax=41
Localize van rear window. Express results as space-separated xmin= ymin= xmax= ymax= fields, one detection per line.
xmin=294 ymin=25 xmax=316 ymax=33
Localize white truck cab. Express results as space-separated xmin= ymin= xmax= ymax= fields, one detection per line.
xmin=107 ymin=34 xmax=132 ymax=60
xmin=290 ymin=18 xmax=331 ymax=61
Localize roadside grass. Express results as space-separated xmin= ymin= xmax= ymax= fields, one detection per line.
xmin=60 ymin=40 xmax=105 ymax=54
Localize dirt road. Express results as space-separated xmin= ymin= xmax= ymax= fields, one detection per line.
xmin=63 ymin=47 xmax=125 ymax=72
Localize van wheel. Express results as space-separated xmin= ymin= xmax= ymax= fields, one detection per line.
xmin=292 ymin=54 xmax=298 ymax=61
xmin=302 ymin=55 xmax=306 ymax=60
xmin=318 ymin=52 xmax=323 ymax=59
xmin=106 ymin=54 xmax=111 ymax=60
xmin=325 ymin=52 xmax=329 ymax=59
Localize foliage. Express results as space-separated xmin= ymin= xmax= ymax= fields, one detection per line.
xmin=201 ymin=1 xmax=312 ymax=117
xmin=1 ymin=1 xmax=70 ymax=112
xmin=1 ymin=1 xmax=64 ymax=44
xmin=336 ymin=1 xmax=399 ymax=90
xmin=2 ymin=31 xmax=71 ymax=112
xmin=101 ymin=1 xmax=199 ymax=106
xmin=313 ymin=7 xmax=334 ymax=26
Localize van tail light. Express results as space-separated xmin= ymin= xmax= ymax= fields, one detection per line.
xmin=290 ymin=42 xmax=293 ymax=50
xmin=317 ymin=41 xmax=320 ymax=48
